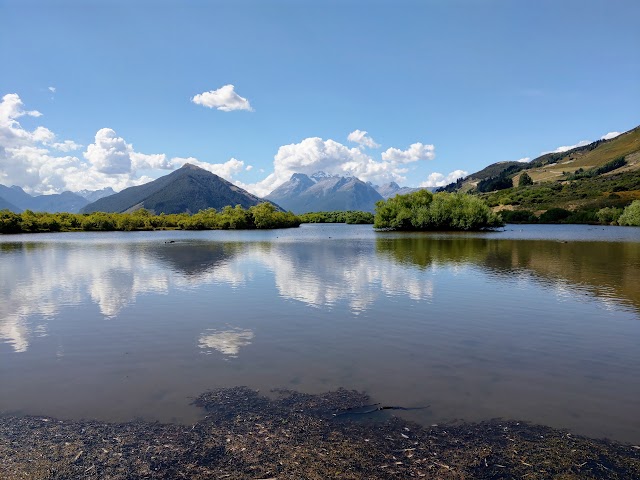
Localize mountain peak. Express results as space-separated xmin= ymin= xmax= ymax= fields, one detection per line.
xmin=180 ymin=162 xmax=203 ymax=171
xmin=310 ymin=171 xmax=337 ymax=181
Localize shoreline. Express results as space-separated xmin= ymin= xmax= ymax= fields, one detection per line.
xmin=1 ymin=387 xmax=638 ymax=479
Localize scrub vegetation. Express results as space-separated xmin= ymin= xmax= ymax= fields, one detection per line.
xmin=0 ymin=203 xmax=301 ymax=234
xmin=374 ymin=190 xmax=503 ymax=231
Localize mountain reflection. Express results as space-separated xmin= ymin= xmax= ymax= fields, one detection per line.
xmin=376 ymin=236 xmax=640 ymax=313
xmin=0 ymin=241 xmax=244 ymax=353
xmin=2 ymin=234 xmax=638 ymax=353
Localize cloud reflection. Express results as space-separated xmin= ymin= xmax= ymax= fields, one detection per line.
xmin=198 ymin=328 xmax=254 ymax=358
xmin=0 ymin=239 xmax=436 ymax=353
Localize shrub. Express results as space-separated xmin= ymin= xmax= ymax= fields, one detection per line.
xmin=539 ymin=208 xmax=571 ymax=223
xmin=596 ymin=207 xmax=623 ymax=225
xmin=618 ymin=200 xmax=640 ymax=226
xmin=374 ymin=190 xmax=503 ymax=231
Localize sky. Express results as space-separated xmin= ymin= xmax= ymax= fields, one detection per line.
xmin=1 ymin=0 xmax=638 ymax=197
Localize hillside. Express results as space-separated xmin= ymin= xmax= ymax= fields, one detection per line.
xmin=441 ymin=126 xmax=640 ymax=194
xmin=437 ymin=125 xmax=640 ymax=216
xmin=81 ymin=163 xmax=272 ymax=214
xmin=266 ymin=173 xmax=383 ymax=213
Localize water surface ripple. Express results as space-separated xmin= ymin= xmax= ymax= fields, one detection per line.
xmin=1 ymin=224 xmax=639 ymax=443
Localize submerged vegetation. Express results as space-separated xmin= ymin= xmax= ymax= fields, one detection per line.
xmin=1 ymin=386 xmax=638 ymax=479
xmin=0 ymin=203 xmax=301 ymax=234
xmin=374 ymin=190 xmax=503 ymax=231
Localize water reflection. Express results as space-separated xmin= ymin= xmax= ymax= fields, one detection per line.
xmin=1 ymin=234 xmax=639 ymax=354
xmin=198 ymin=327 xmax=255 ymax=358
xmin=376 ymin=236 xmax=640 ymax=314
xmin=1 ymin=228 xmax=639 ymax=442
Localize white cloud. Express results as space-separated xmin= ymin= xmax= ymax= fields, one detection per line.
xmin=516 ymin=157 xmax=530 ymax=163
xmin=48 ymin=86 xmax=56 ymax=93
xmin=420 ymin=169 xmax=468 ymax=188
xmin=0 ymin=93 xmax=256 ymax=194
xmin=601 ymin=131 xmax=621 ymax=140
xmin=245 ymin=165 xmax=253 ymax=171
xmin=84 ymin=128 xmax=134 ymax=174
xmin=32 ymin=126 xmax=55 ymax=144
xmin=242 ymin=136 xmax=437 ymax=197
xmin=381 ymin=142 xmax=435 ymax=163
xmin=347 ymin=129 xmax=380 ymax=149
xmin=0 ymin=93 xmax=41 ymax=131
xmin=52 ymin=140 xmax=82 ymax=152
xmin=547 ymin=140 xmax=591 ymax=154
xmin=191 ymin=84 xmax=253 ymax=112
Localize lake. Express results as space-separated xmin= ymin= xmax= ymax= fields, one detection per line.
xmin=1 ymin=224 xmax=639 ymax=443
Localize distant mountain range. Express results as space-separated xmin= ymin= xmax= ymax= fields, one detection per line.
xmin=0 ymin=185 xmax=91 ymax=213
xmin=373 ymin=182 xmax=432 ymax=198
xmin=76 ymin=187 xmax=116 ymax=203
xmin=266 ymin=172 xmax=384 ymax=213
xmin=81 ymin=163 xmax=272 ymax=214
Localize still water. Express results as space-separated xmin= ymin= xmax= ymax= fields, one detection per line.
xmin=1 ymin=224 xmax=639 ymax=442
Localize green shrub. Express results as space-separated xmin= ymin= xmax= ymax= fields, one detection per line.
xmin=618 ymin=200 xmax=640 ymax=226
xmin=374 ymin=190 xmax=503 ymax=231
xmin=500 ymin=209 xmax=538 ymax=224
xmin=596 ymin=207 xmax=623 ymax=225
xmin=539 ymin=208 xmax=571 ymax=223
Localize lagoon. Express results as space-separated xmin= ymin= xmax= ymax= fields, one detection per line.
xmin=0 ymin=224 xmax=639 ymax=443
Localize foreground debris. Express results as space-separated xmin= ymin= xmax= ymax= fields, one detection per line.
xmin=1 ymin=387 xmax=638 ymax=479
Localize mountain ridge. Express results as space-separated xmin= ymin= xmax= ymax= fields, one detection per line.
xmin=81 ymin=163 xmax=274 ymax=214
xmin=266 ymin=172 xmax=383 ymax=213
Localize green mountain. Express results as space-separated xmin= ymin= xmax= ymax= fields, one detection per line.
xmin=438 ymin=125 xmax=640 ymax=215
xmin=81 ymin=163 xmax=272 ymax=214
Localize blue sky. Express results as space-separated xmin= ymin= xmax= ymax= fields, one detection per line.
xmin=1 ymin=0 xmax=638 ymax=196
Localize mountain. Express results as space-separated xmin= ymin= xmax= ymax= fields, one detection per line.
xmin=436 ymin=124 xmax=640 ymax=214
xmin=0 ymin=185 xmax=89 ymax=213
xmin=76 ymin=187 xmax=116 ymax=203
xmin=0 ymin=196 xmax=22 ymax=213
xmin=439 ymin=125 xmax=640 ymax=195
xmin=374 ymin=182 xmax=433 ymax=199
xmin=81 ymin=163 xmax=272 ymax=214
xmin=266 ymin=172 xmax=383 ymax=213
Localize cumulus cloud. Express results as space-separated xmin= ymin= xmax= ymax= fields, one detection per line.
xmin=601 ymin=131 xmax=621 ymax=140
xmin=240 ymin=135 xmax=438 ymax=197
xmin=347 ymin=129 xmax=380 ymax=149
xmin=191 ymin=84 xmax=253 ymax=112
xmin=48 ymin=87 xmax=56 ymax=93
xmin=382 ymin=143 xmax=435 ymax=163
xmin=0 ymin=93 xmax=257 ymax=195
xmin=52 ymin=140 xmax=82 ymax=152
xmin=420 ymin=169 xmax=468 ymax=188
xmin=84 ymin=128 xmax=135 ymax=174
xmin=516 ymin=157 xmax=531 ymax=163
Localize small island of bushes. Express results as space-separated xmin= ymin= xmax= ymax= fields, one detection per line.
xmin=374 ymin=190 xmax=504 ymax=231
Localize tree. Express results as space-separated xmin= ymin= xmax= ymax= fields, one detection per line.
xmin=519 ymin=172 xmax=533 ymax=187
xmin=618 ymin=200 xmax=640 ymax=226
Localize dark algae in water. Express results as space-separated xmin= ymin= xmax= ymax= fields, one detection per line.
xmin=1 ymin=387 xmax=638 ymax=479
